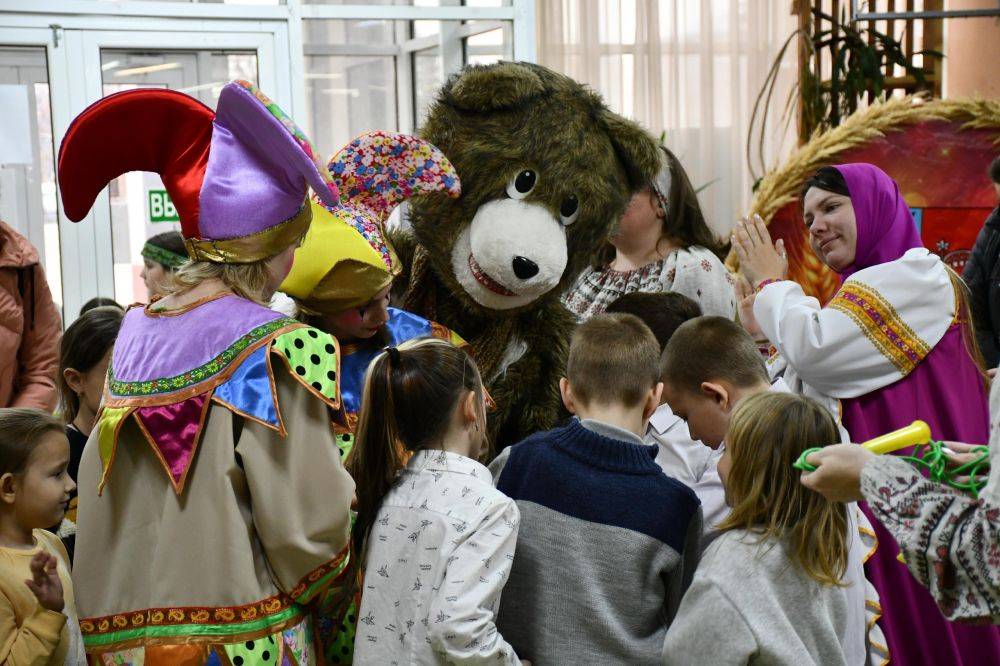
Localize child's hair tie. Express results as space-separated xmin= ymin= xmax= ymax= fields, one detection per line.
xmin=385 ymin=346 xmax=401 ymax=366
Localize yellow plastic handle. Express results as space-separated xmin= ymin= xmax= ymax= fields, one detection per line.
xmin=862 ymin=420 xmax=931 ymax=455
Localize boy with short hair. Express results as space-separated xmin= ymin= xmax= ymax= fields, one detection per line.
xmin=490 ymin=313 xmax=702 ymax=665
xmin=607 ymin=293 xmax=709 ymax=482
xmin=657 ymin=316 xmax=772 ymax=546
xmin=660 ymin=316 xmax=771 ymax=449
xmin=659 ymin=317 xmax=887 ymax=663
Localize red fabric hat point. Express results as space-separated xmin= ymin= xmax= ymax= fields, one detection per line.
xmin=57 ymin=88 xmax=215 ymax=240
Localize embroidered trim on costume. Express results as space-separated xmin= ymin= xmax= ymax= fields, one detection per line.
xmin=828 ymin=280 xmax=930 ymax=376
xmin=108 ymin=318 xmax=299 ymax=398
xmin=80 ymin=593 xmax=303 ymax=650
xmin=290 ymin=544 xmax=351 ymax=605
xmin=754 ymin=278 xmax=782 ymax=293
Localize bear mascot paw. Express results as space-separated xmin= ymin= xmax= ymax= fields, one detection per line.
xmin=392 ymin=61 xmax=661 ymax=452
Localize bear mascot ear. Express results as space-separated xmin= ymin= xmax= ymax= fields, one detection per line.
xmin=445 ymin=61 xmax=546 ymax=112
xmin=599 ymin=110 xmax=663 ymax=191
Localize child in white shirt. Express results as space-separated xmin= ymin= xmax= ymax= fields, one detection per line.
xmin=349 ymin=338 xmax=526 ymax=665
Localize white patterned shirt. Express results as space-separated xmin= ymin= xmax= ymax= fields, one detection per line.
xmin=562 ymin=245 xmax=737 ymax=321
xmin=354 ymin=449 xmax=521 ymax=666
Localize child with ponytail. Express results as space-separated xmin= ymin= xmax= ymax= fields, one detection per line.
xmin=349 ymin=338 xmax=527 ymax=665
xmin=663 ymin=392 xmax=871 ymax=665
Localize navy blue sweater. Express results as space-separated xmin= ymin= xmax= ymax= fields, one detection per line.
xmin=489 ymin=419 xmax=703 ymax=664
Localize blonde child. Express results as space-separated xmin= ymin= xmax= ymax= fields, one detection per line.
xmin=349 ymin=339 xmax=526 ymax=665
xmin=0 ymin=408 xmax=84 ymax=665
xmin=663 ymin=393 xmax=869 ymax=665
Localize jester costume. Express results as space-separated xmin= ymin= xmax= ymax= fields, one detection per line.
xmin=280 ymin=131 xmax=465 ymax=663
xmin=58 ymin=81 xmax=356 ymax=664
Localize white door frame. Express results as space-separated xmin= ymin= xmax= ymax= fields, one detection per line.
xmin=0 ymin=19 xmax=287 ymax=317
xmin=0 ymin=0 xmax=536 ymax=319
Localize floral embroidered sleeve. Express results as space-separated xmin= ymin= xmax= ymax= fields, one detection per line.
xmin=665 ymin=248 xmax=737 ymax=319
xmin=427 ymin=499 xmax=522 ymax=665
xmin=860 ymin=454 xmax=1000 ymax=622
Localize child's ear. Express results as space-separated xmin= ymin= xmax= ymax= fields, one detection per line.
xmin=700 ymin=381 xmax=730 ymax=411
xmin=461 ymin=390 xmax=478 ymax=426
xmin=642 ymin=382 xmax=664 ymax=423
xmin=63 ymin=367 xmax=85 ymax=395
xmin=0 ymin=473 xmax=16 ymax=505
xmin=559 ymin=378 xmax=578 ymax=415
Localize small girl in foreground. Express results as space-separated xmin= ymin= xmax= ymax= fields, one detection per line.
xmin=0 ymin=408 xmax=84 ymax=664
xmin=349 ymin=339 xmax=526 ymax=665
xmin=663 ymin=392 xmax=871 ymax=665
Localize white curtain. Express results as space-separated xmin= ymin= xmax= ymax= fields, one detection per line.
xmin=537 ymin=0 xmax=798 ymax=238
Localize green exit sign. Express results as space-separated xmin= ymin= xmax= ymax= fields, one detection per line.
xmin=148 ymin=189 xmax=179 ymax=223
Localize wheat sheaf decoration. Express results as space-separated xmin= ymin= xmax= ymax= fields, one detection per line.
xmin=728 ymin=96 xmax=1000 ymax=301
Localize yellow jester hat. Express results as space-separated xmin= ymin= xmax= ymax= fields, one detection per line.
xmin=281 ymin=131 xmax=461 ymax=314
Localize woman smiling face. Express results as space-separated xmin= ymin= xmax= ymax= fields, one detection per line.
xmin=803 ymin=186 xmax=858 ymax=272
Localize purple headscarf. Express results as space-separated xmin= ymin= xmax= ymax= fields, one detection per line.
xmin=832 ymin=163 xmax=923 ymax=279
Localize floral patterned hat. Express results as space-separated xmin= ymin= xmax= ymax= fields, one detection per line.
xmin=281 ymin=131 xmax=460 ymax=314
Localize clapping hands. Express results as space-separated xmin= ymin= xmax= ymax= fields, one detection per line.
xmin=732 ymin=214 xmax=787 ymax=288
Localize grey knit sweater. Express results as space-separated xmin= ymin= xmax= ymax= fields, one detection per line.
xmin=662 ymin=530 xmax=863 ymax=665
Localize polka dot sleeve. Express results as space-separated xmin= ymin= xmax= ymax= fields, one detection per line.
xmin=271 ymin=326 xmax=342 ymax=409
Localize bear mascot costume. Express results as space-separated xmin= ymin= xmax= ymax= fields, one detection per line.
xmin=393 ymin=61 xmax=661 ymax=450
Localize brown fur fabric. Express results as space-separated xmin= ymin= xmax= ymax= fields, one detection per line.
xmin=393 ymin=62 xmax=661 ymax=450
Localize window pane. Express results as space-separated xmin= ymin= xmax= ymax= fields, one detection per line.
xmin=464 ymin=23 xmax=513 ymax=65
xmin=304 ymin=55 xmax=398 ymax=152
xmin=303 ymin=18 xmax=396 ymax=47
xmin=413 ymin=46 xmax=443 ymax=126
xmin=100 ymin=49 xmax=258 ymax=307
xmin=0 ymin=47 xmax=61 ymax=311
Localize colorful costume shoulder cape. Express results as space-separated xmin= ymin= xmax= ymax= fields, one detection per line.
xmin=97 ymin=292 xmax=343 ymax=494
xmin=337 ymin=307 xmax=466 ymax=431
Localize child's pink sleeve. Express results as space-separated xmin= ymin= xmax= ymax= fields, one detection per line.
xmin=0 ymin=598 xmax=66 ymax=666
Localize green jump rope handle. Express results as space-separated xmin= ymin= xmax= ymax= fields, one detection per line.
xmin=793 ymin=447 xmax=824 ymax=473
xmin=793 ymin=441 xmax=990 ymax=497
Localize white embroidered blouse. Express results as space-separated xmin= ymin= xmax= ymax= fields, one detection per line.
xmin=354 ymin=449 xmax=522 ymax=666
xmin=755 ymin=248 xmax=955 ymax=400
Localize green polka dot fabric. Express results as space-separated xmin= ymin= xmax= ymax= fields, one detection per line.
xmin=272 ymin=327 xmax=339 ymax=404
xmin=336 ymin=432 xmax=354 ymax=460
xmin=323 ymin=601 xmax=358 ymax=665
xmin=222 ymin=634 xmax=280 ymax=665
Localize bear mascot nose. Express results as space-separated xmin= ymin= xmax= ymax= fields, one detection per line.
xmin=512 ymin=255 xmax=540 ymax=280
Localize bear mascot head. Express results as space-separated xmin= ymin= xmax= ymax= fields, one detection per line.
xmin=393 ymin=61 xmax=661 ymax=450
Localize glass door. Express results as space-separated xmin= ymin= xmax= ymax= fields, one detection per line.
xmin=0 ymin=44 xmax=61 ymax=310
xmin=0 ymin=25 xmax=284 ymax=322
xmin=47 ymin=28 xmax=282 ymax=319
xmin=98 ymin=48 xmax=260 ymax=306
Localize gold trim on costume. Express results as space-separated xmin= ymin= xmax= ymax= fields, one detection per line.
xmin=184 ymin=200 xmax=312 ymax=264
xmin=828 ymin=280 xmax=931 ymax=376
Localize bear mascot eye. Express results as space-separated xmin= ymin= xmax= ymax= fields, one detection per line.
xmin=506 ymin=170 xmax=537 ymax=199
xmin=559 ymin=194 xmax=580 ymax=226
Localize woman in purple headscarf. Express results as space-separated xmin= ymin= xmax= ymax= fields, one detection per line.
xmin=735 ymin=163 xmax=1000 ymax=665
